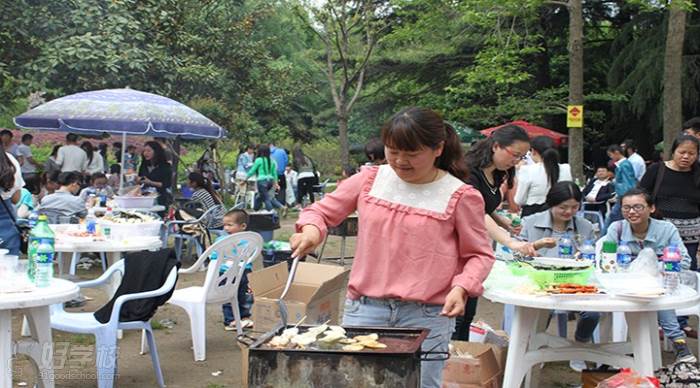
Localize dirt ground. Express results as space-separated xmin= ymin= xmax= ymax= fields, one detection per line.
xmin=9 ymin=213 xmax=694 ymax=387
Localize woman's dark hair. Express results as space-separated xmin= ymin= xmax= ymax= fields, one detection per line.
xmin=342 ymin=164 xmax=356 ymax=178
xmin=57 ymin=171 xmax=81 ymax=186
xmin=545 ymin=181 xmax=582 ymax=208
xmin=381 ymin=107 xmax=469 ymax=181
xmin=24 ymin=174 xmax=41 ymax=195
xmin=670 ymin=134 xmax=700 ymax=187
xmin=364 ymin=137 xmax=385 ymax=163
xmin=110 ymin=164 xmax=121 ymax=174
xmin=143 ymin=141 xmax=167 ymax=166
xmin=256 ymin=144 xmax=273 ymax=174
xmin=621 ymin=188 xmax=653 ymax=206
xmin=81 ymin=141 xmax=94 ymax=164
xmin=188 ymin=172 xmax=222 ymax=204
xmin=50 ymin=144 xmax=61 ymax=158
xmin=465 ymin=124 xmax=530 ymax=188
xmin=0 ymin=145 xmax=16 ymax=191
xmin=531 ymin=136 xmax=560 ymax=189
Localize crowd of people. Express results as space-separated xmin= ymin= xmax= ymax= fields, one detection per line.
xmin=288 ymin=110 xmax=700 ymax=387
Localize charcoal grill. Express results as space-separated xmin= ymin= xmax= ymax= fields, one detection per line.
xmin=239 ymin=325 xmax=441 ymax=388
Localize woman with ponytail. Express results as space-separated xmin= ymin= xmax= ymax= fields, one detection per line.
xmin=290 ymin=107 xmax=494 ymax=388
xmin=0 ymin=145 xmax=24 ymax=255
xmin=187 ymin=172 xmax=224 ymax=228
xmin=515 ymin=136 xmax=572 ymax=217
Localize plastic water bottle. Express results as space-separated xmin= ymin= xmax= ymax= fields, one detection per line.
xmin=663 ymin=244 xmax=682 ymax=294
xmin=86 ymin=209 xmax=97 ymax=235
xmin=34 ymin=239 xmax=54 ymax=287
xmin=27 ymin=215 xmax=55 ymax=282
xmin=580 ymin=240 xmax=596 ymax=263
xmin=616 ymin=242 xmax=632 ymax=272
xmin=28 ymin=211 xmax=39 ymax=228
xmin=558 ymin=233 xmax=574 ymax=259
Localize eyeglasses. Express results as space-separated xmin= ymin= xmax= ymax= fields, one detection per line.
xmin=503 ymin=147 xmax=528 ymax=161
xmin=621 ymin=204 xmax=647 ymax=212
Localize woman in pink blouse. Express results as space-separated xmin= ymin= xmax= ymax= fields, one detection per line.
xmin=291 ymin=107 xmax=494 ymax=388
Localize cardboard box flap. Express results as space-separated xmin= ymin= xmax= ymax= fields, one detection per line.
xmin=248 ymin=262 xmax=287 ymax=296
xmin=308 ymin=269 xmax=350 ymax=304
xmin=292 ymin=262 xmax=348 ymax=286
xmin=443 ymin=341 xmax=501 ymax=385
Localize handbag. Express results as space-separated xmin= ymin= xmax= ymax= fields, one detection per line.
xmin=0 ymin=197 xmax=30 ymax=254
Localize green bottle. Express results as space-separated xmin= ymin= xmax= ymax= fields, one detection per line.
xmin=27 ymin=215 xmax=55 ymax=282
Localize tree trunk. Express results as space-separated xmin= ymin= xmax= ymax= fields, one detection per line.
xmin=337 ymin=113 xmax=350 ymax=167
xmin=567 ymin=0 xmax=584 ymax=183
xmin=663 ymin=6 xmax=686 ymax=158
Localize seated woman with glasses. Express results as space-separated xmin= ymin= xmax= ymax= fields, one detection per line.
xmin=603 ymin=188 xmax=695 ymax=362
xmin=519 ymin=181 xmax=597 ymax=371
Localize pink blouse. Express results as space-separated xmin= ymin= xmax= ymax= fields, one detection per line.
xmin=296 ymin=165 xmax=494 ymax=305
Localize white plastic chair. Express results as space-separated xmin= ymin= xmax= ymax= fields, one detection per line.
xmin=50 ymin=259 xmax=177 ymax=388
xmin=163 ymin=205 xmax=224 ymax=262
xmin=168 ymin=231 xmax=262 ymax=361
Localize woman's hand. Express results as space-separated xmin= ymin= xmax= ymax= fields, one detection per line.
xmin=533 ymin=237 xmax=557 ymax=250
xmin=441 ymin=286 xmax=467 ymax=317
xmin=290 ymin=224 xmax=322 ymax=258
xmin=510 ymin=241 xmax=537 ymax=257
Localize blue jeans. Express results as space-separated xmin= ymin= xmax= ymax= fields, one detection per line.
xmin=343 ymin=297 xmax=454 ymax=388
xmin=222 ymin=269 xmax=253 ymax=325
xmin=574 ymin=311 xmax=600 ymax=342
xmin=659 ymin=309 xmax=685 ymax=341
xmin=255 ymin=179 xmax=283 ymax=211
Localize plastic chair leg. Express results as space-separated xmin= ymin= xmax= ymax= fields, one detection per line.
xmin=56 ymin=252 xmax=64 ymax=276
xmin=174 ymin=238 xmax=183 ymax=262
xmin=95 ymin=332 xmax=118 ymax=388
xmin=100 ymin=252 xmax=108 ymax=272
xmin=186 ymin=303 xmax=207 ymax=361
xmin=143 ymin=326 xmax=165 ymax=387
xmin=69 ymin=252 xmax=79 ymax=276
xmin=140 ymin=329 xmax=148 ymax=355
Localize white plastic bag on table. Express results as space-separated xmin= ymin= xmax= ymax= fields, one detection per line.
xmin=628 ymin=248 xmax=660 ymax=277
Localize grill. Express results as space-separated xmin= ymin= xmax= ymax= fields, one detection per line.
xmin=240 ymin=325 xmax=434 ymax=387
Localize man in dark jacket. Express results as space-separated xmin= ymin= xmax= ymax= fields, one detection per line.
xmin=582 ymin=165 xmax=614 ymax=217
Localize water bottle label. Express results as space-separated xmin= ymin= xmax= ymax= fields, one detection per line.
xmin=616 ymin=253 xmax=631 ymax=265
xmin=581 ymin=253 xmax=596 ymax=262
xmin=36 ymin=251 xmax=54 ymax=264
xmin=559 ymin=245 xmax=573 ymax=256
xmin=664 ymin=261 xmax=681 ymax=272
xmin=87 ymin=221 xmax=97 ymax=234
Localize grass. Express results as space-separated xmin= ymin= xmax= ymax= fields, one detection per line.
xmin=71 ymin=334 xmax=95 ymax=345
xmin=206 ymin=384 xmax=226 ymax=388
xmin=151 ymin=321 xmax=164 ymax=330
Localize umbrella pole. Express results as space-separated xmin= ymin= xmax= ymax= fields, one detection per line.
xmin=120 ymin=132 xmax=127 ymax=192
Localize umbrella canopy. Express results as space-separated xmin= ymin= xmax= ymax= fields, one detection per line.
xmin=14 ymin=88 xmax=225 ymax=139
xmin=480 ymin=120 xmax=567 ymax=146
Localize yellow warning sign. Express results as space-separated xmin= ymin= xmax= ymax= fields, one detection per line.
xmin=567 ymin=105 xmax=583 ymax=128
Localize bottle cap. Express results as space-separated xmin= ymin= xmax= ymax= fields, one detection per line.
xmin=602 ymin=240 xmax=617 ymax=253
xmin=37 ymin=214 xmax=48 ymax=221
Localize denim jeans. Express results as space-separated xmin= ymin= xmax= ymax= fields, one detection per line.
xmin=343 ymin=297 xmax=454 ymax=388
xmin=574 ymin=311 xmax=600 ymax=342
xmin=255 ymin=179 xmax=283 ymax=211
xmin=222 ymin=269 xmax=253 ymax=325
xmin=659 ymin=309 xmax=685 ymax=341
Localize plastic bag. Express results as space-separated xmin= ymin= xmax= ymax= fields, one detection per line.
xmin=628 ymin=248 xmax=661 ymax=277
xmin=657 ymin=361 xmax=700 ymax=387
xmin=596 ymin=368 xmax=659 ymax=388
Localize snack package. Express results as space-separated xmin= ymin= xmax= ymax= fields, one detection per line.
xmin=596 ymin=369 xmax=659 ymax=388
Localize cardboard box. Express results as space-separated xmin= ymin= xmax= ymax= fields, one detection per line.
xmin=442 ymin=341 xmax=502 ymax=388
xmin=238 ymin=342 xmax=249 ymax=388
xmin=581 ymin=369 xmax=619 ymax=388
xmin=248 ymin=261 xmax=350 ymax=333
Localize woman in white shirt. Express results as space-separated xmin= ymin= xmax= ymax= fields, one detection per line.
xmin=82 ymin=141 xmax=105 ymax=175
xmin=515 ymin=136 xmax=572 ymax=217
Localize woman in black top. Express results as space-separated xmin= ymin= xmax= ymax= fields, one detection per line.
xmin=454 ymin=124 xmax=534 ymax=341
xmin=640 ymin=135 xmax=700 ymax=268
xmin=138 ymin=141 xmax=172 ymax=207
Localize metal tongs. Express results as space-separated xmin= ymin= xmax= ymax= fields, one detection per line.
xmin=249 ymin=255 xmax=302 ymax=348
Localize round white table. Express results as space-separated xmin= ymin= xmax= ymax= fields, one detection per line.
xmin=52 ymin=224 xmax=163 ymax=276
xmin=91 ymin=205 xmax=165 ymax=214
xmin=1 ymin=278 xmax=79 ymax=388
xmin=484 ymin=286 xmax=700 ymax=388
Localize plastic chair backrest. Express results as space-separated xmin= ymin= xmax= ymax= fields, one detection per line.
xmin=200 ymin=232 xmax=263 ymax=304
